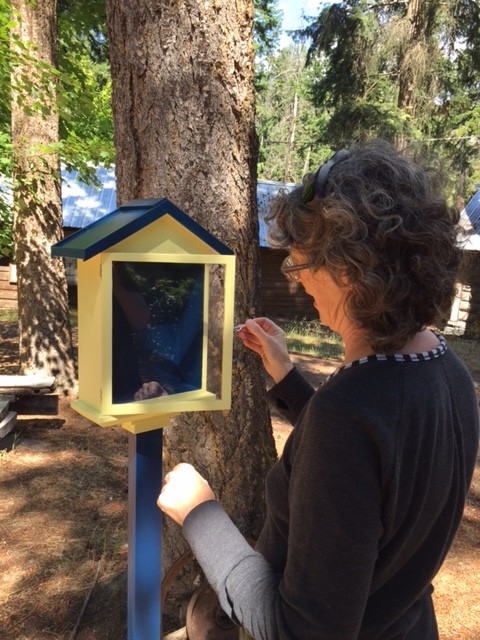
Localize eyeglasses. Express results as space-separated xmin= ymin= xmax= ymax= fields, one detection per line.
xmin=281 ymin=255 xmax=311 ymax=283
xmin=301 ymin=149 xmax=350 ymax=203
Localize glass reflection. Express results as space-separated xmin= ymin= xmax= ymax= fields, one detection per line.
xmin=112 ymin=261 xmax=203 ymax=404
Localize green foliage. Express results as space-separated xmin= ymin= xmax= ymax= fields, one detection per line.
xmin=254 ymin=0 xmax=283 ymax=95
xmin=304 ymin=0 xmax=480 ymax=193
xmin=0 ymin=0 xmax=114 ymax=260
xmin=0 ymin=307 xmax=17 ymax=321
xmin=0 ymin=1 xmax=13 ymax=123
xmin=122 ymin=262 xmax=201 ymax=324
xmin=300 ymin=0 xmax=414 ymax=145
xmin=57 ymin=0 xmax=114 ymax=170
xmin=256 ymin=44 xmax=332 ymax=182
xmin=254 ymin=0 xmax=282 ymax=60
xmin=1 ymin=0 xmax=114 ymax=170
xmin=256 ymin=0 xmax=480 ymax=198
xmin=0 ymin=185 xmax=13 ymax=261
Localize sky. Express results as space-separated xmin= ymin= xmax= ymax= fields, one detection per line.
xmin=279 ymin=0 xmax=323 ymax=31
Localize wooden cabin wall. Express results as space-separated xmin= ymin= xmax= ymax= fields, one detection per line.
xmin=257 ymin=248 xmax=317 ymax=322
xmin=0 ymin=265 xmax=17 ymax=309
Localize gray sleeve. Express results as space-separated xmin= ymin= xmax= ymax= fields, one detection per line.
xmin=183 ymin=500 xmax=281 ymax=640
xmin=183 ymin=388 xmax=384 ymax=640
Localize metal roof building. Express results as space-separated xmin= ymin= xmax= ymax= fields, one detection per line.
xmin=62 ymin=167 xmax=297 ymax=248
xmin=458 ymin=188 xmax=480 ymax=251
xmin=62 ymin=168 xmax=480 ymax=252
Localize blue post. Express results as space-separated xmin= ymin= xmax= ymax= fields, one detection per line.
xmin=128 ymin=429 xmax=163 ymax=640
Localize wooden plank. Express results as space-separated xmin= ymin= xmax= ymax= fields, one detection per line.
xmin=9 ymin=394 xmax=59 ymax=415
xmin=0 ymin=265 xmax=17 ymax=286
xmin=0 ymin=400 xmax=9 ymax=421
xmin=0 ymin=411 xmax=17 ymax=439
xmin=0 ymin=375 xmax=56 ymax=391
xmin=1 ymin=266 xmax=17 ymax=310
xmin=0 ymin=288 xmax=18 ymax=298
xmin=0 ymin=299 xmax=18 ymax=309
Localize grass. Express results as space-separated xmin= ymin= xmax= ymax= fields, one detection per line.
xmin=283 ymin=319 xmax=480 ymax=382
xmin=282 ymin=319 xmax=344 ymax=360
xmin=446 ymin=335 xmax=480 ymax=381
xmin=0 ymin=307 xmax=78 ymax=327
xmin=0 ymin=309 xmax=17 ymax=322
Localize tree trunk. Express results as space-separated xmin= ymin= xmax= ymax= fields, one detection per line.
xmin=283 ymin=43 xmax=304 ymax=182
xmin=284 ymin=91 xmax=298 ymax=183
xmin=106 ymin=0 xmax=277 ymax=628
xmin=10 ymin=0 xmax=75 ymax=390
xmin=397 ymin=0 xmax=438 ymax=116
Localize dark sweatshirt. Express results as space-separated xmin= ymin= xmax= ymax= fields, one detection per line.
xmin=183 ymin=340 xmax=479 ymax=639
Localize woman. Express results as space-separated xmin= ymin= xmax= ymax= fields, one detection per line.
xmin=158 ymin=140 xmax=479 ymax=639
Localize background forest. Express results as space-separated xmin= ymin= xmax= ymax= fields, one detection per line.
xmin=1 ymin=0 xmax=479 ymax=267
xmin=256 ymin=0 xmax=480 ymax=196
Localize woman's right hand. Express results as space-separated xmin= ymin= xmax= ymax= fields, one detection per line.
xmin=237 ymin=317 xmax=293 ymax=384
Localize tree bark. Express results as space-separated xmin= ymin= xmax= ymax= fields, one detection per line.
xmin=11 ymin=0 xmax=75 ymax=390
xmin=284 ymin=91 xmax=298 ymax=183
xmin=397 ymin=0 xmax=437 ymax=116
xmin=106 ymin=0 xmax=277 ymax=627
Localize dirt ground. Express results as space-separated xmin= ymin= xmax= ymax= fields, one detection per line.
xmin=0 ymin=322 xmax=479 ymax=639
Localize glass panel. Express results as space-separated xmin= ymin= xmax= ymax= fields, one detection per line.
xmin=112 ymin=261 xmax=204 ymax=404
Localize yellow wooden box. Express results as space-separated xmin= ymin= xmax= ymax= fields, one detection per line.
xmin=52 ymin=198 xmax=235 ymax=433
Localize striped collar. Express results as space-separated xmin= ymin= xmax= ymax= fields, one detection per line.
xmin=329 ymin=333 xmax=447 ymax=380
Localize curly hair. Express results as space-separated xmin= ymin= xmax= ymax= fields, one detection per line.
xmin=266 ymin=139 xmax=461 ymax=352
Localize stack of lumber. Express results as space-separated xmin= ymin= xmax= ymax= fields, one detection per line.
xmin=0 ymin=376 xmax=58 ymax=437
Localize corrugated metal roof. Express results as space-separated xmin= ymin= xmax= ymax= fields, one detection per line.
xmin=61 ymin=169 xmax=298 ymax=248
xmin=23 ymin=168 xmax=480 ymax=252
xmin=458 ymin=188 xmax=480 ymax=251
xmin=465 ymin=189 xmax=480 ymax=228
xmin=62 ymin=166 xmax=117 ymax=229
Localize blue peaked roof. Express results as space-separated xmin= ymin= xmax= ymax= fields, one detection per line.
xmin=52 ymin=197 xmax=234 ymax=260
xmin=61 ymin=167 xmax=298 ymax=249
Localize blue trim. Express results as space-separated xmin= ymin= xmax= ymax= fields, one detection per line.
xmin=52 ymin=197 xmax=234 ymax=259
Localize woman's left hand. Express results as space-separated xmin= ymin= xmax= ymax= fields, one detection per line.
xmin=157 ymin=463 xmax=215 ymax=526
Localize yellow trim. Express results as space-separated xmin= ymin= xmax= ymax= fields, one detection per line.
xmin=119 ymin=413 xmax=178 ymax=434
xmin=102 ymin=259 xmax=113 ymax=410
xmin=221 ymin=258 xmax=235 ymax=405
xmin=71 ymin=399 xmax=120 ymax=427
xmin=110 ymin=390 xmax=219 ymax=416
xmin=202 ymin=266 xmax=209 ymax=391
xmin=77 ymin=256 xmax=103 ymax=411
